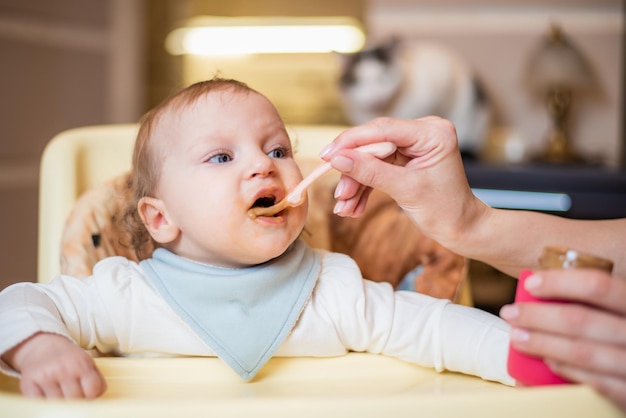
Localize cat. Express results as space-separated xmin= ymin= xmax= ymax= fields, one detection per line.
xmin=337 ymin=38 xmax=491 ymax=157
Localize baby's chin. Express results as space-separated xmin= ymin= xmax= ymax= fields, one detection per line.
xmin=169 ymin=240 xmax=293 ymax=268
xmin=250 ymin=242 xmax=296 ymax=265
xmin=223 ymin=225 xmax=305 ymax=267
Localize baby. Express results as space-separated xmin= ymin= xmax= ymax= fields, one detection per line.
xmin=0 ymin=77 xmax=514 ymax=399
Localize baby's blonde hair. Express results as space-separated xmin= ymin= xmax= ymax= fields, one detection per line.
xmin=125 ymin=77 xmax=254 ymax=258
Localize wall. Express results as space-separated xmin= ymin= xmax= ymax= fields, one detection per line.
xmin=0 ymin=0 xmax=145 ymax=289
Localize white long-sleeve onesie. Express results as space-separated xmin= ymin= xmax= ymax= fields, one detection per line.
xmin=0 ymin=249 xmax=513 ymax=385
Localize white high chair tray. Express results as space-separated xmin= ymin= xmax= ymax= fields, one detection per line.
xmin=0 ymin=353 xmax=621 ymax=418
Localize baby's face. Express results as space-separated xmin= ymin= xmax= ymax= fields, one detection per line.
xmin=152 ymin=89 xmax=307 ymax=267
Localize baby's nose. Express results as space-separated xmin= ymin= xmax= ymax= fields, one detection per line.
xmin=249 ymin=155 xmax=276 ymax=178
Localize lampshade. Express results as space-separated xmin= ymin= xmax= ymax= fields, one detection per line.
xmin=525 ymin=24 xmax=595 ymax=94
xmin=524 ymin=23 xmax=597 ymax=164
xmin=165 ymin=16 xmax=366 ymax=56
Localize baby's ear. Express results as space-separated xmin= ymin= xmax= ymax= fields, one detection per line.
xmin=137 ymin=197 xmax=179 ymax=244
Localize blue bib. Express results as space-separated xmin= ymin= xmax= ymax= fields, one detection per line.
xmin=140 ymin=239 xmax=320 ymax=380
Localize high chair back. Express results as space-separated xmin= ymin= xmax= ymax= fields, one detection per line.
xmin=38 ymin=124 xmax=137 ymax=282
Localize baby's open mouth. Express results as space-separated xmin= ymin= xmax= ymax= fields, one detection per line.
xmin=251 ymin=195 xmax=276 ymax=209
xmin=249 ymin=193 xmax=286 ymax=219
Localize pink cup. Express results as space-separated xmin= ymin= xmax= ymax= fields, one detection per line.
xmin=506 ymin=269 xmax=569 ymax=386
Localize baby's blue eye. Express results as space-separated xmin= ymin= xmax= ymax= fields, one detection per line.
xmin=268 ymin=147 xmax=289 ymax=159
xmin=208 ymin=153 xmax=232 ymax=163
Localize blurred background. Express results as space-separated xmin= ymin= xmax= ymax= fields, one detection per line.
xmin=0 ymin=1 xmax=623 ymax=311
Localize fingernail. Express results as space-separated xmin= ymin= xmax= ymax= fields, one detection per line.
xmin=330 ymin=156 xmax=355 ymax=173
xmin=333 ymin=200 xmax=346 ymax=214
xmin=319 ymin=144 xmax=334 ymax=158
xmin=524 ymin=274 xmax=542 ymax=291
xmin=334 ymin=179 xmax=345 ymax=198
xmin=510 ymin=328 xmax=530 ymax=343
xmin=499 ymin=304 xmax=519 ymax=321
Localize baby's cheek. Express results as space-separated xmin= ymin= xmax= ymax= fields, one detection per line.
xmin=295 ymin=203 xmax=308 ymax=229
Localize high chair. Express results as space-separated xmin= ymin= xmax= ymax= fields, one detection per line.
xmin=0 ymin=125 xmax=621 ymax=417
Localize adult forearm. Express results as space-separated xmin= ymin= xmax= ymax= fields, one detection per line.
xmin=449 ymin=208 xmax=626 ymax=278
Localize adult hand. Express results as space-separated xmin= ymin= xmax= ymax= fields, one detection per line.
xmin=500 ymin=269 xmax=626 ymax=412
xmin=1 ymin=332 xmax=107 ymax=399
xmin=320 ymin=116 xmax=489 ymax=247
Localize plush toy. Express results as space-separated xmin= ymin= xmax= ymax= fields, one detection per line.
xmin=60 ymin=172 xmax=154 ymax=277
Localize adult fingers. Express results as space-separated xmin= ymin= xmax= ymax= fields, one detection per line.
xmin=323 ymin=116 xmax=456 ymax=157
xmin=329 ymin=149 xmax=415 ymax=205
xmin=501 ymin=302 xmax=626 ymax=346
xmin=323 ymin=116 xmax=457 ymax=198
xmin=509 ymin=326 xmax=626 ymax=378
xmin=333 ymin=182 xmax=372 ymax=218
xmin=522 ymin=269 xmax=626 ymax=315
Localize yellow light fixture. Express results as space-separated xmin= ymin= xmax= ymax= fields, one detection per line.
xmin=165 ymin=16 xmax=365 ymax=56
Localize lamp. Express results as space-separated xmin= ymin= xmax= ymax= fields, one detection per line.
xmin=525 ymin=23 xmax=596 ymax=164
xmin=165 ymin=16 xmax=365 ymax=56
